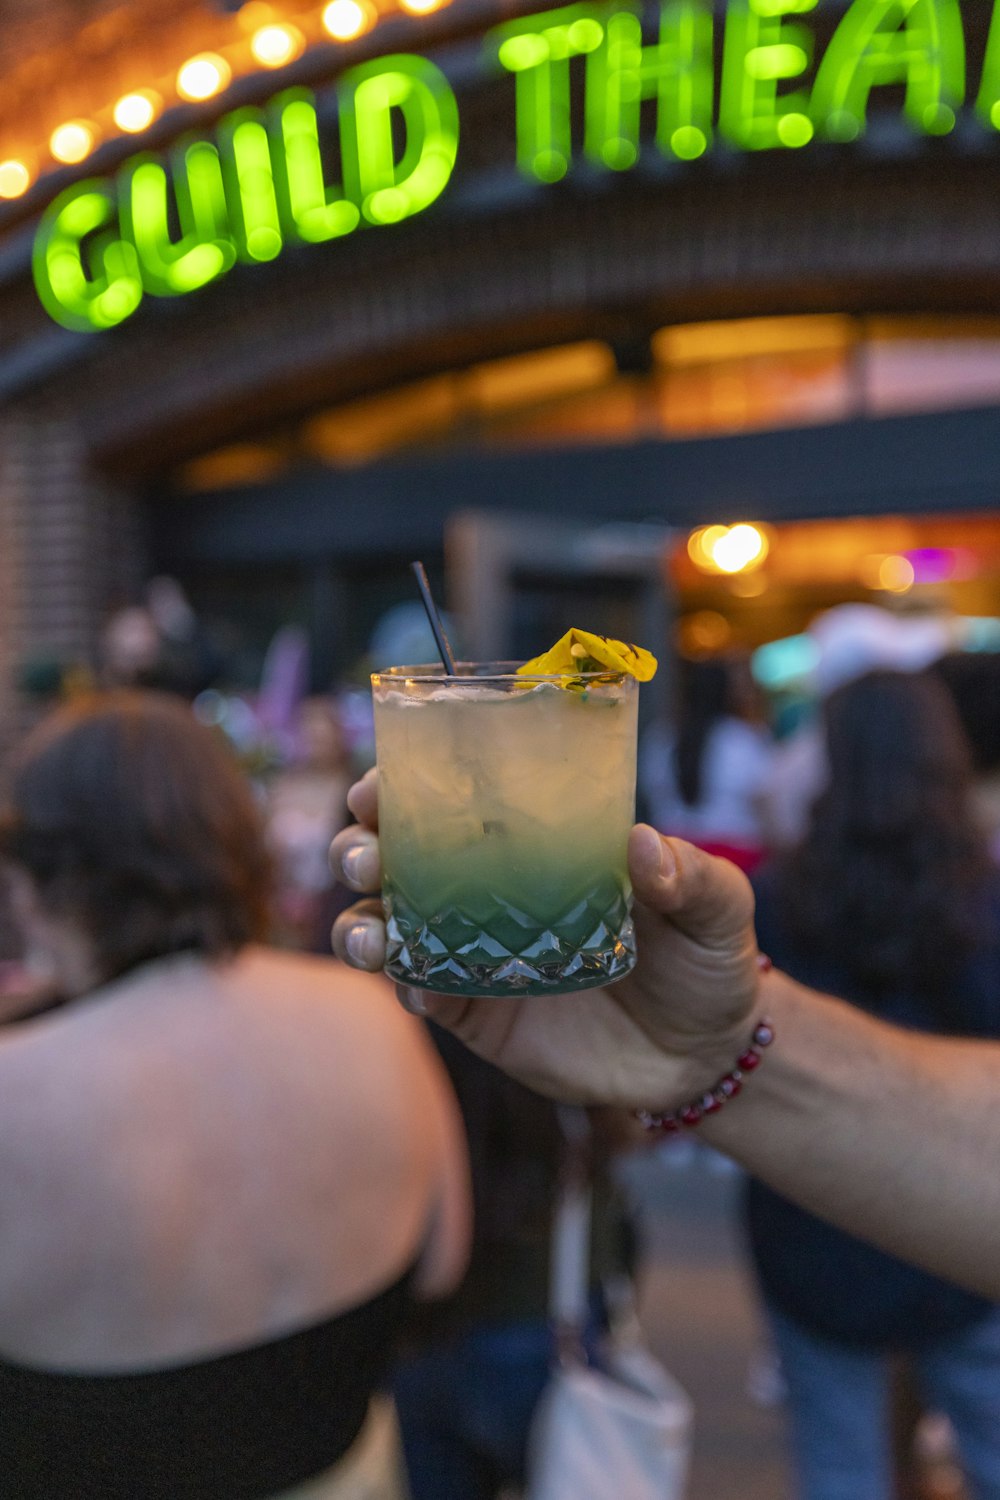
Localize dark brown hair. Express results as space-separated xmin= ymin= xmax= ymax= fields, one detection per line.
xmin=929 ymin=650 xmax=1000 ymax=774
xmin=0 ymin=691 xmax=272 ymax=982
xmin=781 ymin=669 xmax=989 ymax=1007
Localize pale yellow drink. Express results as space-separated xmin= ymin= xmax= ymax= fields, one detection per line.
xmin=371 ymin=664 xmax=638 ymax=996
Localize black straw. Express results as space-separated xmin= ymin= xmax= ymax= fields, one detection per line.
xmin=410 ymin=561 xmax=458 ymax=676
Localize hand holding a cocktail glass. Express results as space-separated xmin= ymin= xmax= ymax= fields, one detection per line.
xmin=333 ymin=608 xmax=765 ymax=1110
xmin=330 ymin=770 xmax=763 ymax=1114
xmin=339 ymin=616 xmax=1000 ymax=1304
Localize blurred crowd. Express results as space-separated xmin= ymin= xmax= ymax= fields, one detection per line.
xmin=640 ymin=600 xmax=1000 ymax=869
xmin=2 ymin=576 xmax=1000 ymax=1500
xmin=638 ymin=601 xmax=1000 ymax=1500
xmin=9 ymin=584 xmax=458 ymax=968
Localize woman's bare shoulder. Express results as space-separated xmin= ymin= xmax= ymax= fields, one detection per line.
xmin=231 ymin=946 xmax=427 ymax=1050
xmin=236 ymin=944 xmax=397 ymax=1003
xmin=216 ymin=948 xmax=451 ymax=1127
xmin=0 ymin=947 xmax=433 ymax=1139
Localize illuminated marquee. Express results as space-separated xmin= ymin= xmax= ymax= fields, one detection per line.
xmin=491 ymin=0 xmax=971 ymax=178
xmin=34 ymin=55 xmax=459 ymax=332
xmin=32 ymin=0 xmax=1000 ymax=331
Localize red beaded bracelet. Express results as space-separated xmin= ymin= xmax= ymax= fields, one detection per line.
xmin=637 ymin=954 xmax=775 ymax=1134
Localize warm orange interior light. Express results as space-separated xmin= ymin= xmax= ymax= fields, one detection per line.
xmin=399 ymin=0 xmax=449 ymax=14
xmin=177 ymin=54 xmax=232 ymax=102
xmin=878 ymin=555 xmax=916 ymax=593
xmin=687 ymin=526 xmax=727 ymax=570
xmin=687 ymin=523 xmax=770 ymax=575
xmin=322 ymin=0 xmax=375 ymax=40
xmin=858 ymin=553 xmax=888 ymax=590
xmin=50 ymin=121 xmax=96 ymax=164
xmin=655 ymin=315 xmax=855 ymax=367
xmin=250 ymin=23 xmax=304 ymax=66
xmin=304 ymin=376 xmax=458 ymax=466
xmin=0 ymin=159 xmax=31 ymax=198
xmin=714 ymin=524 xmax=768 ymax=574
xmin=679 ymin=610 xmax=733 ymax=656
xmin=467 ymin=343 xmax=614 ymax=413
xmin=113 ymin=91 xmax=160 ymax=133
xmin=179 ymin=443 xmax=290 ymax=492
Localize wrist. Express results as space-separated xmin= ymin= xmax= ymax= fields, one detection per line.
xmin=637 ymin=955 xmax=776 ymax=1131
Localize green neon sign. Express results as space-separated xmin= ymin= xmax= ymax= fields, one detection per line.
xmin=30 ymin=2 xmax=1000 ymax=331
xmin=33 ymin=54 xmax=459 ymax=332
xmin=719 ymin=0 xmax=817 ymax=151
xmin=584 ymin=3 xmax=715 ymax=168
xmin=490 ymin=0 xmax=973 ymax=175
xmin=812 ymin=0 xmax=965 ymax=141
xmin=34 ymin=184 xmax=144 ymax=330
xmin=274 ymin=91 xmax=360 ymax=242
xmin=119 ymin=142 xmax=235 ymax=296
xmin=222 ymin=111 xmax=285 ymax=263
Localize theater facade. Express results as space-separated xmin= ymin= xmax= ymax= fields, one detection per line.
xmin=1 ymin=0 xmax=1000 ymax=723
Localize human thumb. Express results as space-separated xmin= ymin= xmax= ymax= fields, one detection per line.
xmin=628 ymin=825 xmax=755 ymax=948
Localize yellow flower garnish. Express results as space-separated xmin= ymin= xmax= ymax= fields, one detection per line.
xmin=518 ymin=629 xmax=658 ymax=681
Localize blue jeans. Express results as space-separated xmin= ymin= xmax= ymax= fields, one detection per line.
xmin=391 ymin=1319 xmax=553 ymax=1500
xmin=769 ymin=1304 xmax=1000 ymax=1500
xmin=391 ymin=1307 xmax=606 ymax=1500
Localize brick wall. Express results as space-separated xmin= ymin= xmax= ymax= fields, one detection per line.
xmin=0 ymin=407 xmax=144 ymax=758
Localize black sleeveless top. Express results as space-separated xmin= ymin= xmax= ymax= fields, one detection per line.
xmin=0 ymin=1269 xmax=412 ymax=1499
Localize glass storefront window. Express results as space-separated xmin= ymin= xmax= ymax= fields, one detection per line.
xmin=176 ymin=315 xmax=1000 ymax=491
xmin=865 ymin=317 xmax=1000 ymax=416
xmin=652 ymin=315 xmax=856 ymax=436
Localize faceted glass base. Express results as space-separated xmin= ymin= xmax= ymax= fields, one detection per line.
xmin=382 ymin=882 xmax=636 ymax=997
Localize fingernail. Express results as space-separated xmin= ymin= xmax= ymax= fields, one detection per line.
xmin=633 ymin=824 xmax=662 ymax=875
xmin=399 ymin=986 xmax=428 ymax=1016
xmin=341 ymin=839 xmax=378 ymax=890
xmin=631 ymin=824 xmax=678 ymax=882
xmin=345 ymin=923 xmax=373 ymax=967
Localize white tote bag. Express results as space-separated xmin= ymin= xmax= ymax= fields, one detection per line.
xmin=525 ymin=1111 xmax=692 ymax=1500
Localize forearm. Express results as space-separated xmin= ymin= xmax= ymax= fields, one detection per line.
xmin=700 ymin=968 xmax=1000 ymax=1299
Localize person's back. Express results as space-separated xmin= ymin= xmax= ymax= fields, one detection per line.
xmin=0 ymin=693 xmax=468 ymax=1499
xmin=745 ymin=669 xmax=1000 ymax=1500
xmin=0 ymin=950 xmax=460 ymax=1371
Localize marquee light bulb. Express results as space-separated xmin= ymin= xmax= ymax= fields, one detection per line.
xmin=322 ymin=0 xmax=374 ymax=41
xmin=0 ymin=159 xmax=31 ymax=198
xmin=113 ymin=90 xmax=161 ymax=133
xmin=251 ymin=24 xmax=304 ymax=67
xmin=51 ymin=121 xmax=97 ymax=164
xmin=177 ymin=54 xmax=232 ymax=102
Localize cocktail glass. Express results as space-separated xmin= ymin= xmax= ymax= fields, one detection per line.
xmin=371 ymin=662 xmax=638 ymax=997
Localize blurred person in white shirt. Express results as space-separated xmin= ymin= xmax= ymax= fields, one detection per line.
xmin=639 ymin=654 xmax=774 ymax=874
